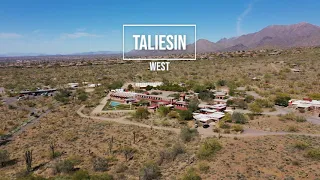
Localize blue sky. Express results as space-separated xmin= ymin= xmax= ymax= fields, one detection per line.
xmin=0 ymin=0 xmax=320 ymax=54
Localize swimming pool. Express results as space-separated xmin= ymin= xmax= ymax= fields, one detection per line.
xmin=110 ymin=101 xmax=121 ymax=107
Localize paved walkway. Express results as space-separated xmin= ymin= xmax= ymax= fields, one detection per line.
xmin=90 ymin=93 xmax=111 ymax=115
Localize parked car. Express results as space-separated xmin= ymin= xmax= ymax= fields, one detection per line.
xmin=203 ymin=124 xmax=210 ymax=128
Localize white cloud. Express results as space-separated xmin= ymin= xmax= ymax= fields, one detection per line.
xmin=76 ymin=28 xmax=86 ymax=32
xmin=61 ymin=32 xmax=103 ymax=39
xmin=33 ymin=29 xmax=41 ymax=33
xmin=0 ymin=33 xmax=23 ymax=39
xmin=236 ymin=3 xmax=253 ymax=36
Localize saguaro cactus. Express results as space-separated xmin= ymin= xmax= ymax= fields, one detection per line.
xmin=25 ymin=150 xmax=32 ymax=173
xmin=50 ymin=142 xmax=55 ymax=159
xmin=108 ymin=136 xmax=113 ymax=154
xmin=133 ymin=131 xmax=136 ymax=144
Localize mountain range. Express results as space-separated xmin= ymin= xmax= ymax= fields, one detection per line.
xmin=0 ymin=51 xmax=121 ymax=57
xmin=191 ymin=22 xmax=320 ymax=53
xmin=2 ymin=22 xmax=320 ymax=57
xmin=127 ymin=22 xmax=320 ymax=56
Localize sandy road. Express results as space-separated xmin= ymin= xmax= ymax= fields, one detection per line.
xmin=77 ymin=105 xmax=320 ymax=138
xmin=78 ymin=105 xmax=180 ymax=133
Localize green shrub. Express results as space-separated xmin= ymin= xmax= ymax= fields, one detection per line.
xmin=275 ymin=94 xmax=291 ymax=107
xmin=55 ymin=159 xmax=76 ymax=173
xmin=16 ymin=174 xmax=46 ymax=180
xmin=217 ymin=79 xmax=226 ymax=86
xmin=223 ymin=129 xmax=230 ymax=134
xmin=188 ymin=98 xmax=200 ymax=112
xmin=91 ymin=173 xmax=114 ymax=180
xmin=115 ymin=164 xmax=128 ymax=173
xmin=51 ymin=151 xmax=62 ymax=159
xmin=0 ymin=150 xmax=10 ymax=167
xmin=107 ymin=81 xmax=123 ymax=90
xmin=197 ymin=138 xmax=222 ymax=159
xmin=198 ymin=162 xmax=210 ymax=173
xmin=134 ymin=107 xmax=150 ymax=119
xmin=255 ymin=98 xmax=274 ymax=108
xmin=231 ymin=112 xmax=247 ymax=124
xmin=178 ymin=110 xmax=193 ymax=121
xmin=249 ymin=102 xmax=262 ymax=115
xmin=72 ymin=170 xmax=90 ymax=180
xmin=309 ymin=93 xmax=320 ymax=100
xmin=8 ymin=105 xmax=16 ymax=109
xmin=198 ymin=90 xmax=215 ymax=101
xmin=182 ymin=168 xmax=202 ymax=180
xmin=279 ymin=113 xmax=296 ymax=121
xmin=139 ymin=161 xmax=162 ymax=180
xmin=92 ymin=157 xmax=109 ymax=172
xmin=219 ymin=122 xmax=230 ymax=129
xmin=78 ymin=93 xmax=88 ymax=102
xmin=167 ymin=111 xmax=179 ymax=119
xmin=232 ymin=124 xmax=244 ymax=132
xmin=54 ymin=89 xmax=71 ymax=104
xmin=306 ymin=149 xmax=320 ymax=160
xmin=293 ymin=141 xmax=309 ymax=150
xmin=213 ymin=128 xmax=220 ymax=133
xmin=180 ymin=128 xmax=198 ymax=142
xmin=245 ymin=95 xmax=255 ymax=103
xmin=221 ymin=113 xmax=231 ymax=122
xmin=157 ymin=106 xmax=170 ymax=117
xmin=171 ymin=143 xmax=185 ymax=160
xmin=295 ymin=116 xmax=306 ymax=122
xmin=287 ymin=126 xmax=299 ymax=132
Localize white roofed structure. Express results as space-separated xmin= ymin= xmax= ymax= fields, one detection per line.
xmin=290 ymin=99 xmax=320 ymax=110
xmin=193 ymin=112 xmax=225 ymax=123
xmin=134 ymin=82 xmax=163 ymax=88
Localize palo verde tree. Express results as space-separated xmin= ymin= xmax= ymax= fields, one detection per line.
xmin=134 ymin=107 xmax=150 ymax=119
xmin=0 ymin=150 xmax=10 ymax=167
xmin=140 ymin=161 xmax=162 ymax=180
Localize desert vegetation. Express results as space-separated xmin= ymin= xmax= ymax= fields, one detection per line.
xmin=0 ymin=47 xmax=320 ymax=179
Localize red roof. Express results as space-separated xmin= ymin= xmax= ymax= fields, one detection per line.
xmin=303 ymin=97 xmax=312 ymax=102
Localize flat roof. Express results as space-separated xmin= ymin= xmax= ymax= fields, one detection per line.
xmin=134 ymin=82 xmax=163 ymax=87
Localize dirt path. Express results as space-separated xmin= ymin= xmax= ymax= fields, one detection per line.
xmin=2 ymin=97 xmax=59 ymax=140
xmin=77 ymin=106 xmax=320 ymax=138
xmin=199 ymin=127 xmax=320 ymax=138
xmin=11 ymin=108 xmax=53 ymax=138
xmin=270 ymin=63 xmax=280 ymax=73
xmin=78 ymin=106 xmax=180 ymax=133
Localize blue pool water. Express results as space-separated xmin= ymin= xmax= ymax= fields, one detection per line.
xmin=110 ymin=101 xmax=120 ymax=107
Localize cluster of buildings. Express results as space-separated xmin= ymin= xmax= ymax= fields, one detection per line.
xmin=67 ymin=82 xmax=102 ymax=89
xmin=289 ymin=98 xmax=320 ymax=112
xmin=108 ymin=82 xmax=232 ymax=125
xmin=109 ymin=90 xmax=188 ymax=110
xmin=192 ymin=87 xmax=232 ymax=124
xmin=134 ymin=82 xmax=163 ymax=89
xmin=193 ymin=104 xmax=228 ymax=124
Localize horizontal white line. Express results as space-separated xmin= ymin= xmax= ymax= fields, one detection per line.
xmin=123 ymin=58 xmax=196 ymax=61
xmin=123 ymin=24 xmax=196 ymax=27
